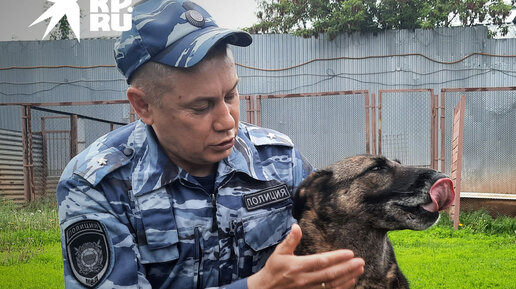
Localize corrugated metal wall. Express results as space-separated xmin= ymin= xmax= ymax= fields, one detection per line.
xmin=234 ymin=26 xmax=516 ymax=96
xmin=0 ymin=129 xmax=44 ymax=202
xmin=0 ymin=26 xmax=515 ymax=196
xmin=0 ymin=129 xmax=24 ymax=202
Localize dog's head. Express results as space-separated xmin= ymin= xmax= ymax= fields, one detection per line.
xmin=294 ymin=155 xmax=455 ymax=231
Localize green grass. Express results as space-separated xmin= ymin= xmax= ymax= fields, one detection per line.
xmin=0 ymin=195 xmax=63 ymax=289
xmin=389 ymin=213 xmax=516 ymax=289
xmin=0 ymin=196 xmax=515 ymax=288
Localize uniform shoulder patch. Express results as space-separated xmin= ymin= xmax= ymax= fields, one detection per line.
xmin=245 ymin=125 xmax=294 ymax=147
xmin=65 ymin=220 xmax=110 ymax=288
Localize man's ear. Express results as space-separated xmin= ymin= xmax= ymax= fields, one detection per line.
xmin=127 ymin=87 xmax=153 ymax=125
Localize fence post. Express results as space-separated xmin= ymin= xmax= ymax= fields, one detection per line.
xmin=371 ymin=93 xmax=377 ymax=155
xmin=450 ymin=95 xmax=466 ymax=229
xmin=256 ymin=96 xmax=262 ymax=126
xmin=430 ymin=91 xmax=439 ymax=170
xmin=70 ymin=115 xmax=78 ymax=158
xmin=440 ymin=90 xmax=447 ymax=173
xmin=21 ymin=105 xmax=35 ymax=202
xmin=377 ymin=91 xmax=383 ymax=155
xmin=365 ymin=92 xmax=370 ymax=154
xmin=41 ymin=117 xmax=48 ymax=197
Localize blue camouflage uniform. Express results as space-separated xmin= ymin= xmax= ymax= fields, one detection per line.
xmin=57 ymin=120 xmax=314 ymax=288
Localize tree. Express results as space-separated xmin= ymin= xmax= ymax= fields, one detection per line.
xmin=42 ymin=2 xmax=84 ymax=40
xmin=49 ymin=16 xmax=74 ymax=40
xmin=247 ymin=0 xmax=516 ymax=39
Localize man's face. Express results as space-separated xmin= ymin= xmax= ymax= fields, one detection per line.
xmin=145 ymin=52 xmax=240 ymax=176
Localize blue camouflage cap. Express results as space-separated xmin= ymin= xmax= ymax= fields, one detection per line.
xmin=114 ymin=0 xmax=252 ymax=82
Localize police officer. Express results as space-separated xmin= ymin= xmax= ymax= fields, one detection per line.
xmin=57 ymin=0 xmax=365 ymax=288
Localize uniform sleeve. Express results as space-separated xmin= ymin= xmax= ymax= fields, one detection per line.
xmin=57 ymin=174 xmax=151 ymax=289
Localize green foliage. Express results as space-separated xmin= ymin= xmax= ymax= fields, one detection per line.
xmin=49 ymin=16 xmax=73 ymax=40
xmin=41 ymin=0 xmax=84 ymax=40
xmin=248 ymin=0 xmax=516 ymax=39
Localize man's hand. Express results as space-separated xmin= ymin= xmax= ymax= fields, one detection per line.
xmin=248 ymin=224 xmax=365 ymax=289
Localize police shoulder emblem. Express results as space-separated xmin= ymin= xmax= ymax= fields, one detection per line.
xmin=65 ymin=220 xmax=110 ymax=288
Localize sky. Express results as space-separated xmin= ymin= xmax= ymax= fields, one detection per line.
xmin=0 ymin=0 xmax=259 ymax=41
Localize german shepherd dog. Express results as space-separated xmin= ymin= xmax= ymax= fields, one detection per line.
xmin=293 ymin=155 xmax=455 ymax=289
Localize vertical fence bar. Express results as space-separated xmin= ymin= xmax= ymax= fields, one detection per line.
xmin=256 ymin=96 xmax=262 ymax=127
xmin=430 ymin=91 xmax=438 ymax=170
xmin=41 ymin=117 xmax=48 ymax=196
xmin=246 ymin=95 xmax=255 ymax=125
xmin=450 ymin=95 xmax=466 ymax=229
xmin=371 ymin=93 xmax=377 ymax=155
xmin=440 ymin=90 xmax=446 ymax=173
xmin=365 ymin=91 xmax=370 ymax=154
xmin=377 ymin=92 xmax=383 ymax=155
xmin=21 ymin=105 xmax=28 ymax=202
xmin=21 ymin=105 xmax=35 ymax=202
xmin=70 ymin=115 xmax=78 ymax=158
xmin=27 ymin=107 xmax=35 ymax=201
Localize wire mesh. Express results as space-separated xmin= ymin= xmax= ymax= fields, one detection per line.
xmin=259 ymin=93 xmax=368 ymax=169
xmin=379 ymin=91 xmax=432 ymax=167
xmin=444 ymin=91 xmax=516 ymax=196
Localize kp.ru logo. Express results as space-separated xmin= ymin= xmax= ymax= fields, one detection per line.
xmin=30 ymin=0 xmax=133 ymax=42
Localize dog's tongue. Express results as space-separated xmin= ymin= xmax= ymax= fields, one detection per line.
xmin=422 ymin=178 xmax=455 ymax=212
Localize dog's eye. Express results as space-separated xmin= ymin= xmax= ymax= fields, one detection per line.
xmin=370 ymin=165 xmax=386 ymax=172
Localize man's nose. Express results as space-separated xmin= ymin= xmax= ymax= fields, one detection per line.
xmin=213 ymin=102 xmax=235 ymax=132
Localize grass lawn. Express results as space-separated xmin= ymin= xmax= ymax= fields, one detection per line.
xmin=390 ymin=223 xmax=516 ymax=288
xmin=1 ymin=195 xmax=515 ymax=288
xmin=0 ymin=196 xmax=63 ymax=289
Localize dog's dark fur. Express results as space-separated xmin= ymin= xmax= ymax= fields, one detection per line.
xmin=293 ymin=155 xmax=451 ymax=289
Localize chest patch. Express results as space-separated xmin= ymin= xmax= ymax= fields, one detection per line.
xmin=243 ymin=184 xmax=291 ymax=211
xmin=65 ymin=220 xmax=110 ymax=288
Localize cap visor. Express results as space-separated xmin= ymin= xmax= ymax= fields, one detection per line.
xmin=152 ymin=26 xmax=252 ymax=68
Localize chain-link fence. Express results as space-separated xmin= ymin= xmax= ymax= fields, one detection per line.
xmin=254 ymin=91 xmax=370 ymax=168
xmin=377 ymin=89 xmax=438 ymax=168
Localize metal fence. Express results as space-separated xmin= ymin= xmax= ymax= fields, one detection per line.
xmin=0 ymin=88 xmax=514 ymax=217
xmin=0 ymin=129 xmax=42 ymax=203
xmin=0 ymin=27 xmax=514 ymax=215
xmin=0 ymin=102 xmax=130 ymax=202
xmin=0 ymin=97 xmax=255 ymax=202
xmin=242 ymin=87 xmax=515 ymax=217
xmin=440 ymin=88 xmax=516 ymax=203
xmin=252 ymin=90 xmax=371 ymax=168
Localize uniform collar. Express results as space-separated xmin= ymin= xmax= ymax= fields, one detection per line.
xmin=131 ymin=121 xmax=267 ymax=197
xmin=130 ymin=120 xmax=181 ymax=197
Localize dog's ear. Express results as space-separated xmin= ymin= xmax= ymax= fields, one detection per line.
xmin=293 ymin=169 xmax=333 ymax=220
